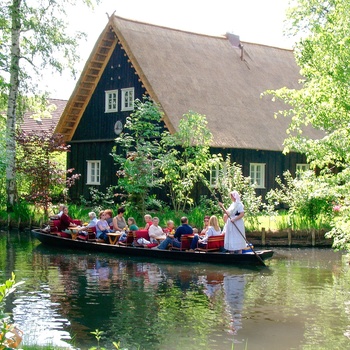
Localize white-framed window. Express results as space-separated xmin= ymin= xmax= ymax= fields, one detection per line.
xmin=210 ymin=164 xmax=219 ymax=187
xmin=87 ymin=160 xmax=101 ymax=185
xmin=105 ymin=90 xmax=118 ymax=113
xmin=250 ymin=163 xmax=265 ymax=189
xmin=209 ymin=163 xmax=227 ymax=187
xmin=296 ymin=163 xmax=309 ymax=173
xmin=121 ymin=87 xmax=134 ymax=111
xmin=296 ymin=163 xmax=310 ymax=179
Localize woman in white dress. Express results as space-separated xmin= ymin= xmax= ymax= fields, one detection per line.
xmin=219 ymin=190 xmax=246 ymax=253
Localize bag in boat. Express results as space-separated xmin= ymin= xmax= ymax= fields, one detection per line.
xmin=137 ymin=237 xmax=151 ymax=245
xmin=41 ymin=225 xmax=50 ymax=233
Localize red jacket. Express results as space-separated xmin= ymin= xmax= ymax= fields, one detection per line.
xmin=58 ymin=213 xmax=75 ymax=231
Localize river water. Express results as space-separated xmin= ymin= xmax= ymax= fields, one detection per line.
xmin=1 ymin=231 xmax=350 ymax=350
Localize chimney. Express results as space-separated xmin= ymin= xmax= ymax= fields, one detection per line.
xmin=226 ymin=32 xmax=244 ymax=61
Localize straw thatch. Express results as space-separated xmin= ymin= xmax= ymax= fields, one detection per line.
xmin=57 ymin=15 xmax=321 ymax=151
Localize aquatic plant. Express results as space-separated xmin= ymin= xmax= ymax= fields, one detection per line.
xmin=0 ymin=273 xmax=24 ymax=349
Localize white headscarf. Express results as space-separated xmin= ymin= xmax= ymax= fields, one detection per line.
xmin=229 ymin=190 xmax=243 ymax=215
xmin=230 ymin=190 xmax=241 ymax=203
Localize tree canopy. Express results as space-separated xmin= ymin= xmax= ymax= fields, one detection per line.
xmin=0 ymin=0 xmax=97 ymax=212
xmin=266 ymin=0 xmax=350 ymax=249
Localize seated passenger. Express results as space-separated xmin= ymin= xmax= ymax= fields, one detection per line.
xmin=113 ymin=207 xmax=127 ymax=231
xmin=143 ymin=214 xmax=152 ymax=230
xmin=96 ymin=211 xmax=113 ymax=243
xmin=58 ymin=206 xmax=78 ymax=233
xmin=127 ymin=217 xmax=139 ymax=231
xmin=148 ymin=217 xmax=166 ymax=243
xmin=79 ymin=212 xmax=98 ymax=236
xmin=104 ymin=209 xmax=114 ymax=226
xmin=156 ymin=216 xmax=193 ymax=250
xmin=189 ymin=215 xmax=222 ymax=251
xmin=118 ymin=216 xmax=139 ymax=243
xmin=163 ymin=220 xmax=175 ymax=235
xmin=201 ymin=215 xmax=210 ymax=235
xmin=51 ymin=203 xmax=65 ymax=219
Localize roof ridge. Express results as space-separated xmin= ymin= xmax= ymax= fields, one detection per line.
xmin=112 ymin=14 xmax=226 ymax=39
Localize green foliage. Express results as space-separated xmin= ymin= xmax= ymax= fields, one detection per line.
xmin=21 ymin=346 xmax=60 ymax=350
xmin=0 ymin=1 xmax=96 ymax=95
xmin=160 ymin=111 xmax=217 ymax=211
xmin=10 ymin=199 xmax=35 ymax=226
xmin=65 ymin=203 xmax=89 ymax=222
xmin=0 ymin=273 xmax=24 ymax=349
xmin=207 ymin=156 xmax=263 ymax=230
xmin=89 ymin=329 xmax=104 ymax=350
xmin=89 ymin=329 xmax=127 ymax=350
xmin=0 ymin=0 xmax=98 ymax=212
xmin=16 ymin=129 xmax=81 ymax=216
xmin=263 ymin=0 xmax=350 ymax=249
xmin=266 ymin=170 xmax=336 ymax=230
xmin=187 ymin=197 xmax=222 ymax=229
xmin=111 ymin=98 xmax=164 ymax=215
xmin=79 ymin=186 xmax=117 ymax=214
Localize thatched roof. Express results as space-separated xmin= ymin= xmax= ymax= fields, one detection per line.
xmin=21 ymin=99 xmax=67 ymax=133
xmin=56 ymin=15 xmax=320 ymax=151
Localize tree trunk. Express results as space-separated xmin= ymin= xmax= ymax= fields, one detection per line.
xmin=6 ymin=0 xmax=21 ymax=213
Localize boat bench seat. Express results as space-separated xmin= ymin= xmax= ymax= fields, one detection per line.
xmin=132 ymin=230 xmax=158 ymax=248
xmin=77 ymin=226 xmax=97 ymax=241
xmin=170 ymin=235 xmax=192 ymax=251
xmin=196 ymin=234 xmax=225 ymax=252
xmin=49 ymin=219 xmax=82 ymax=239
xmin=116 ymin=231 xmax=134 ymax=246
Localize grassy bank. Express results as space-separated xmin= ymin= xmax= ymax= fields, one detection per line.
xmin=0 ymin=201 xmax=331 ymax=235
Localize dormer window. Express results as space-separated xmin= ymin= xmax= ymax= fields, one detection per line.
xmin=121 ymin=88 xmax=134 ymax=111
xmin=105 ymin=90 xmax=118 ymax=113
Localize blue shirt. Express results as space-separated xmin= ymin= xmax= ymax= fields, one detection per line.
xmin=174 ymin=224 xmax=193 ymax=241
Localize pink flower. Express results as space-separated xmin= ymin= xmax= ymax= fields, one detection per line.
xmin=333 ymin=205 xmax=341 ymax=212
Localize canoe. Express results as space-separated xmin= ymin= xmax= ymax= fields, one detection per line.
xmin=32 ymin=229 xmax=274 ymax=266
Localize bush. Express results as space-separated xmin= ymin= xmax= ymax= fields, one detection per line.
xmin=266 ymin=170 xmax=337 ymax=230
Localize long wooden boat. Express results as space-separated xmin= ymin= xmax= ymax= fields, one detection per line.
xmin=32 ymin=229 xmax=274 ymax=266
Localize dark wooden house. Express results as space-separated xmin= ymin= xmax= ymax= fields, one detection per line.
xmin=56 ymin=15 xmax=321 ymax=202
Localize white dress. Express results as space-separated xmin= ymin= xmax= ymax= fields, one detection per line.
xmin=224 ymin=201 xmax=246 ymax=251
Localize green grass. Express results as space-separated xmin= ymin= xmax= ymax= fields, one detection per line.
xmin=0 ymin=201 xmax=332 ymax=233
xmin=22 ymin=346 xmax=61 ymax=350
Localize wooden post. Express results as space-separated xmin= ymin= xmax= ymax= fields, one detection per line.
xmin=311 ymin=229 xmax=316 ymax=247
xmin=288 ymin=228 xmax=292 ymax=246
xmin=262 ymin=227 xmax=266 ymax=246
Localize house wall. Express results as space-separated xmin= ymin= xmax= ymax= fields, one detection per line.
xmin=67 ymin=37 xmax=307 ymax=205
xmin=72 ymin=41 xmax=146 ymax=142
xmin=193 ymin=148 xmax=306 ymax=203
xmin=68 ymin=41 xmax=147 ymax=200
xmin=68 ymin=140 xmax=118 ymax=199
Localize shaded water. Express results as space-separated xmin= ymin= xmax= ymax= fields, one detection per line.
xmin=1 ymin=231 xmax=350 ymax=349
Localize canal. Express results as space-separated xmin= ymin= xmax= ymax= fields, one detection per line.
xmin=0 ymin=231 xmax=349 ymax=349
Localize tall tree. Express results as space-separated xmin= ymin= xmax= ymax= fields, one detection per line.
xmin=0 ymin=0 xmax=96 ymax=213
xmin=111 ymin=98 xmax=164 ymax=214
xmin=16 ymin=128 xmax=80 ymax=217
xmin=265 ymin=0 xmax=350 ymax=249
xmin=160 ymin=111 xmax=217 ymax=211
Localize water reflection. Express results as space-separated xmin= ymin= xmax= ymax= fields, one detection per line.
xmin=11 ymin=242 xmax=259 ymax=349
xmin=224 ymin=275 xmax=246 ymax=335
xmin=1 ymin=233 xmax=350 ymax=349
